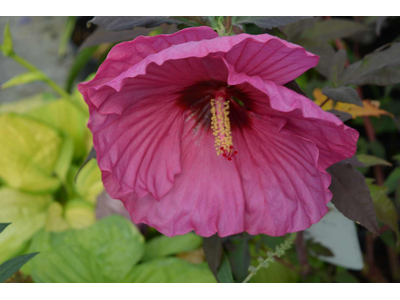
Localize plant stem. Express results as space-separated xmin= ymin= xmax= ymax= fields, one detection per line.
xmin=8 ymin=51 xmax=71 ymax=100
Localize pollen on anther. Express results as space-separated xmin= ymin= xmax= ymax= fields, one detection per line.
xmin=210 ymin=97 xmax=235 ymax=158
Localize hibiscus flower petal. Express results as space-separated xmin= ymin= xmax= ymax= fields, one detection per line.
xmin=225 ymin=72 xmax=358 ymax=169
xmin=86 ymin=55 xmax=230 ymax=201
xmin=122 ymin=117 xmax=246 ymax=237
xmin=232 ymin=114 xmax=331 ymax=236
xmin=79 ymin=26 xmax=218 ymax=91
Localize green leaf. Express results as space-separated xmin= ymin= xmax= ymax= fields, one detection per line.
xmin=356 ymin=154 xmax=392 ymax=167
xmin=26 ymin=100 xmax=90 ymax=160
xmin=300 ymin=19 xmax=371 ymax=42
xmin=328 ymin=160 xmax=378 ymax=234
xmin=75 ymin=159 xmax=103 ymax=204
xmin=385 ymin=167 xmax=400 ymax=194
xmin=1 ymin=71 xmax=45 ymax=89
xmin=367 ymin=180 xmax=400 ymax=240
xmin=0 ymin=114 xmax=62 ymax=193
xmin=44 ymin=202 xmax=69 ymax=232
xmin=29 ymin=216 xmax=144 ymax=283
xmin=223 ymin=234 xmax=250 ymax=282
xmin=232 ymin=16 xmax=311 ymax=29
xmin=0 ymin=92 xmax=56 ymax=114
xmin=322 ymin=86 xmax=363 ymax=106
xmin=58 ymin=16 xmax=76 ymax=57
xmin=217 ymin=252 xmax=234 ymax=283
xmin=0 ymin=252 xmax=38 ymax=283
xmin=64 ymin=199 xmax=95 ymax=229
xmin=0 ymin=189 xmax=52 ymax=264
xmin=143 ymin=233 xmax=202 ymax=261
xmin=123 ymin=258 xmax=216 ymax=283
xmin=53 ymin=135 xmax=74 ymax=183
xmin=2 ymin=23 xmax=13 ymax=56
xmin=250 ymin=260 xmax=298 ymax=283
xmin=0 ymin=223 xmax=11 ymax=234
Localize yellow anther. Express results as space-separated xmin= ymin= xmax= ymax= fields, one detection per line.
xmin=210 ymin=98 xmax=233 ymax=156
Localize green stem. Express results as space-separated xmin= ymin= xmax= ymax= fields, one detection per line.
xmin=242 ymin=233 xmax=297 ymax=283
xmin=8 ymin=52 xmax=71 ymax=100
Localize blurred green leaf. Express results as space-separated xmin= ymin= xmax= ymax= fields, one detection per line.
xmin=64 ymin=199 xmax=95 ymax=229
xmin=26 ymin=100 xmax=90 ymax=160
xmin=335 ymin=268 xmax=359 ymax=283
xmin=223 ymin=234 xmax=250 ymax=282
xmin=53 ymin=135 xmax=74 ymax=183
xmin=0 ymin=114 xmax=61 ymax=193
xmin=58 ymin=16 xmax=76 ymax=57
xmin=123 ymin=258 xmax=216 ymax=283
xmin=0 ymin=93 xmax=56 ymax=114
xmin=250 ymin=260 xmax=298 ymax=283
xmin=143 ymin=233 xmax=202 ymax=261
xmin=357 ymin=154 xmax=392 ymax=167
xmin=0 ymin=252 xmax=38 ymax=283
xmin=1 ymin=23 xmax=13 ymax=56
xmin=369 ymin=140 xmax=386 ymax=159
xmin=217 ymin=252 xmax=234 ymax=283
xmin=29 ymin=216 xmax=145 ymax=283
xmin=367 ymin=180 xmax=400 ymax=240
xmin=0 ymin=189 xmax=52 ymax=264
xmin=1 ymin=71 xmax=45 ymax=89
xmin=385 ymin=167 xmax=400 ymax=194
xmin=45 ymin=202 xmax=69 ymax=233
xmin=75 ymin=159 xmax=103 ymax=204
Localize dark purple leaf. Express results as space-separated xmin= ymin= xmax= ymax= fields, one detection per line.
xmin=284 ymin=80 xmax=308 ymax=98
xmin=322 ymin=86 xmax=363 ymax=106
xmin=330 ymin=49 xmax=347 ymax=86
xmin=203 ymin=234 xmax=223 ymax=282
xmin=90 ymin=16 xmax=175 ymax=31
xmin=223 ymin=234 xmax=250 ymax=282
xmin=233 ymin=16 xmax=312 ymax=29
xmin=327 ymin=109 xmax=353 ymax=122
xmin=328 ymin=161 xmax=379 ymax=234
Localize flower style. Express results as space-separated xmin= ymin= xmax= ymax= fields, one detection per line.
xmin=78 ymin=27 xmax=358 ymax=237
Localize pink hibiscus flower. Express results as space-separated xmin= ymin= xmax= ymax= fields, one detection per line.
xmin=78 ymin=26 xmax=358 ymax=237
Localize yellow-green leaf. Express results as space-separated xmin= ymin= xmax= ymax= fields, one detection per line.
xmin=0 ymin=114 xmax=61 ymax=193
xmin=64 ymin=199 xmax=95 ymax=229
xmin=367 ymin=180 xmax=400 ymax=240
xmin=45 ymin=202 xmax=69 ymax=233
xmin=357 ymin=154 xmax=392 ymax=167
xmin=0 ymin=93 xmax=57 ymax=115
xmin=0 ymin=188 xmax=52 ymax=264
xmin=1 ymin=23 xmax=13 ymax=56
xmin=75 ymin=159 xmax=103 ymax=204
xmin=1 ymin=71 xmax=45 ymax=89
xmin=26 ymin=100 xmax=90 ymax=160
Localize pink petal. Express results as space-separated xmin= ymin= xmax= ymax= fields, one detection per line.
xmin=91 ymin=101 xmax=184 ymax=200
xmin=87 ymin=55 xmax=230 ymax=201
xmin=79 ymin=26 xmax=218 ymax=91
xmin=225 ymin=71 xmax=359 ymax=169
xmin=232 ymin=114 xmax=331 ymax=236
xmin=122 ymin=116 xmax=246 ymax=237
